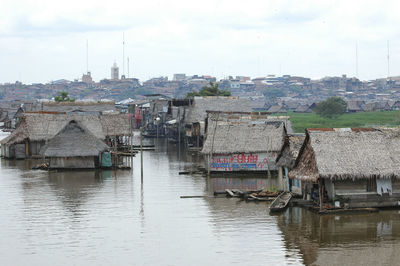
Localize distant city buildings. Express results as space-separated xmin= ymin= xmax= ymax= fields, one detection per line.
xmin=3 ymin=71 xmax=400 ymax=109
xmin=81 ymin=72 xmax=93 ymax=84
xmin=173 ymin=74 xmax=186 ymax=81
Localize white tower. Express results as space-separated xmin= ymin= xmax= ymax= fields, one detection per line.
xmin=111 ymin=62 xmax=119 ymax=80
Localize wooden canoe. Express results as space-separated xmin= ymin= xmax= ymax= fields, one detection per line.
xmin=269 ymin=192 xmax=292 ymax=212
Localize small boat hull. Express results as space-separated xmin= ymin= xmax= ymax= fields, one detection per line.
xmin=269 ymin=192 xmax=292 ymax=213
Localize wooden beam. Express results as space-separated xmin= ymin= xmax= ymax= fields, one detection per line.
xmin=319 ymin=178 xmax=323 ymax=211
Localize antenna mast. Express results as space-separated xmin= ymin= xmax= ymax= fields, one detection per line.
xmin=86 ymin=39 xmax=89 ymax=73
xmin=127 ymin=57 xmax=130 ymax=78
xmin=355 ymin=41 xmax=358 ymax=78
xmin=387 ymin=40 xmax=390 ymax=78
xmin=123 ymin=32 xmax=125 ymax=77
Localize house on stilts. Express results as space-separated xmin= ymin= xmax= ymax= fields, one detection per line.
xmin=40 ymin=120 xmax=111 ymax=169
xmin=0 ymin=112 xmax=131 ymax=159
xmin=276 ymin=134 xmax=306 ymax=194
xmin=201 ymin=111 xmax=288 ymax=191
xmin=289 ymin=128 xmax=400 ymax=209
xmin=184 ymin=97 xmax=265 ymax=148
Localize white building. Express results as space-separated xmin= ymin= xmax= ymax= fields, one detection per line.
xmin=111 ymin=63 xmax=119 ymax=80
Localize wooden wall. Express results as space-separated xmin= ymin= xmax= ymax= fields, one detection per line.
xmin=49 ymin=157 xmax=96 ymax=169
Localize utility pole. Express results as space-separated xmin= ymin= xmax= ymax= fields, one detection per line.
xmin=140 ymin=126 xmax=144 ymax=183
xmin=86 ymin=39 xmax=89 ymax=73
xmin=355 ymin=41 xmax=358 ymax=78
xmin=130 ymin=114 xmax=133 ymax=164
xmin=387 ymin=40 xmax=390 ymax=78
xmin=122 ymin=32 xmax=125 ymax=77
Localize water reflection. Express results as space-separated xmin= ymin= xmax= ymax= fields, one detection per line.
xmin=2 ymin=140 xmax=400 ymax=265
xmin=277 ymin=207 xmax=400 ymax=265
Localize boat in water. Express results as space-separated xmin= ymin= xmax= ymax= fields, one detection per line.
xmin=269 ymin=192 xmax=292 ymax=213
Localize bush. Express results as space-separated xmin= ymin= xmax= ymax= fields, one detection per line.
xmin=314 ymin=97 xmax=347 ymax=119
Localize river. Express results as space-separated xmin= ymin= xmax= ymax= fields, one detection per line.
xmin=0 ymin=138 xmax=399 ymax=265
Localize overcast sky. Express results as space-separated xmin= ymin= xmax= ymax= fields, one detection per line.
xmin=1 ymin=0 xmax=399 ymax=84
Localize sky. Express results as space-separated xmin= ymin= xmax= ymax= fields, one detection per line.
xmin=1 ymin=0 xmax=399 ymax=84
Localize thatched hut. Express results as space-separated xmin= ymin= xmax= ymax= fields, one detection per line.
xmin=289 ymin=128 xmax=400 ymax=209
xmin=40 ymin=121 xmax=110 ymax=169
xmin=276 ymin=135 xmax=305 ymax=194
xmin=184 ymin=96 xmax=264 ymax=147
xmin=201 ymin=111 xmax=287 ymax=189
xmin=1 ymin=113 xmax=131 ymax=159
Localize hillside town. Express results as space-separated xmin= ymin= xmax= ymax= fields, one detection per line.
xmin=2 ymin=71 xmax=400 ymax=123
xmin=1 ymin=91 xmax=400 ymax=213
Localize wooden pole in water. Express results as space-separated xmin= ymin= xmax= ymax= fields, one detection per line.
xmin=207 ymin=154 xmax=210 ymax=177
xmin=130 ymin=114 xmax=133 ymax=159
xmin=319 ymin=178 xmax=323 ymax=211
xmin=140 ymin=126 xmax=144 ymax=183
xmin=114 ymin=135 xmax=117 ymax=167
xmin=178 ymin=108 xmax=181 ymax=146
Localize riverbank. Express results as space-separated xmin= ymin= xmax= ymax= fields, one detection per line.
xmin=274 ymin=111 xmax=400 ymax=133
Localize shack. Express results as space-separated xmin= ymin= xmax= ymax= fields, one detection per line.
xmin=201 ymin=111 xmax=287 ymax=190
xmin=289 ymin=128 xmax=400 ymax=209
xmin=184 ymin=96 xmax=264 ymax=147
xmin=276 ymin=135 xmax=305 ymax=194
xmin=1 ymin=113 xmax=131 ymax=159
xmin=40 ymin=120 xmax=110 ymax=169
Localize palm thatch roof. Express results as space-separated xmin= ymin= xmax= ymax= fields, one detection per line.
xmin=41 ymin=101 xmax=116 ymax=113
xmin=346 ymin=100 xmax=364 ymax=112
xmin=1 ymin=113 xmax=131 ymax=145
xmin=289 ymin=128 xmax=400 ymax=182
xmin=184 ymin=96 xmax=263 ymax=125
xmin=267 ymin=105 xmax=287 ymax=113
xmin=276 ymin=135 xmax=306 ymax=168
xmin=201 ymin=112 xmax=286 ymax=154
xmin=294 ymin=104 xmax=312 ymax=113
xmin=40 ymin=120 xmax=109 ymax=157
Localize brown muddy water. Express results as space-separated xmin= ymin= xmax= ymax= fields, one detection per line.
xmin=0 ymin=138 xmax=400 ymax=265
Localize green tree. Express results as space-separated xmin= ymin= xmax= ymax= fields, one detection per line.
xmin=186 ymin=82 xmax=231 ymax=98
xmin=54 ymin=91 xmax=75 ymax=102
xmin=314 ymin=97 xmax=347 ymax=119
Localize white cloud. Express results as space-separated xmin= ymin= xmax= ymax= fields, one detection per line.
xmin=0 ymin=0 xmax=399 ymax=83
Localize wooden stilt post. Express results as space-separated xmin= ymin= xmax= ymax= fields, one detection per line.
xmin=319 ymin=178 xmax=323 ymax=211
xmin=130 ymin=115 xmax=133 ymax=159
xmin=207 ymin=154 xmax=210 ymax=177
xmin=140 ymin=127 xmax=144 ymax=183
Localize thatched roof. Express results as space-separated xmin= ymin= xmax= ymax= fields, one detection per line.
xmin=201 ymin=113 xmax=286 ymax=154
xmin=347 ymin=100 xmax=364 ymax=112
xmin=276 ymin=135 xmax=306 ymax=168
xmin=1 ymin=113 xmax=131 ymax=145
xmin=267 ymin=105 xmax=287 ymax=113
xmin=289 ymin=128 xmax=400 ymax=182
xmin=41 ymin=101 xmax=116 ymax=113
xmin=184 ymin=97 xmax=262 ymax=125
xmin=283 ymin=101 xmax=300 ymax=110
xmin=40 ymin=120 xmax=109 ymax=157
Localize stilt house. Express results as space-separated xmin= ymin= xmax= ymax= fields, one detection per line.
xmin=276 ymin=135 xmax=306 ymax=194
xmin=184 ymin=97 xmax=264 ymax=147
xmin=40 ymin=120 xmax=110 ymax=169
xmin=1 ymin=113 xmax=131 ymax=159
xmin=201 ymin=111 xmax=287 ymax=190
xmin=289 ymin=128 xmax=400 ymax=209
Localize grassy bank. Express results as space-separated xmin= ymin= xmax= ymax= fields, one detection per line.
xmin=276 ymin=111 xmax=400 ymax=133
